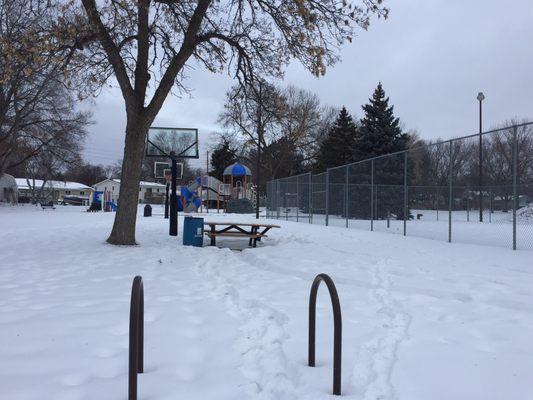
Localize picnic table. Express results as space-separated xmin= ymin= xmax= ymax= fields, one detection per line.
xmin=40 ymin=201 xmax=56 ymax=210
xmin=203 ymin=221 xmax=280 ymax=248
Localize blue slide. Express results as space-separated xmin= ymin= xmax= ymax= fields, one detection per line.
xmin=106 ymin=202 xmax=118 ymax=211
xmin=179 ymin=186 xmax=202 ymax=212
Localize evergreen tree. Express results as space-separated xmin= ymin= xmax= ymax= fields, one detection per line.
xmin=351 ymin=83 xmax=411 ymax=220
xmin=210 ymin=138 xmax=237 ymax=181
xmin=356 ymin=83 xmax=409 ymax=160
xmin=259 ymin=137 xmax=306 ymax=179
xmin=315 ymin=107 xmax=358 ymax=170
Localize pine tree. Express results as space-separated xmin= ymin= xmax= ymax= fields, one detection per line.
xmin=351 ymin=83 xmax=411 ymax=220
xmin=210 ymin=138 xmax=237 ymax=181
xmin=315 ymin=107 xmax=358 ymax=170
xmin=356 ymin=83 xmax=409 ymax=160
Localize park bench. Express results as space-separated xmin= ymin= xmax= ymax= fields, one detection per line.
xmin=40 ymin=202 xmax=56 ymax=210
xmin=203 ymin=221 xmax=280 ymax=247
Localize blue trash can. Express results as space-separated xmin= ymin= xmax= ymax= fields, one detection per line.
xmin=183 ymin=216 xmax=204 ymax=247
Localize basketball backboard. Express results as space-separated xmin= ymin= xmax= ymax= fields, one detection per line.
xmin=165 ymin=165 xmax=183 ymax=180
xmin=146 ymin=127 xmax=199 ymax=158
xmin=154 ymin=162 xmax=170 ymax=178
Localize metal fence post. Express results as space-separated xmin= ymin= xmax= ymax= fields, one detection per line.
xmin=466 ymin=194 xmax=470 ymax=222
xmin=403 ymin=151 xmax=408 ymax=236
xmin=267 ymin=182 xmax=271 ymax=218
xmin=283 ymin=178 xmax=292 ymax=221
xmin=345 ymin=166 xmax=349 ymax=228
xmin=309 ymin=173 xmax=313 ymax=224
xmin=448 ymin=141 xmax=453 ymax=243
xmin=436 ymin=186 xmax=440 ymax=221
xmin=512 ymin=125 xmax=518 ymax=250
xmin=326 ymin=169 xmax=330 ymax=226
xmin=276 ymin=180 xmax=280 ymax=219
xmin=489 ymin=187 xmax=492 ymax=223
xmin=296 ymin=177 xmax=299 ymax=223
xmin=371 ymin=160 xmax=374 ymax=231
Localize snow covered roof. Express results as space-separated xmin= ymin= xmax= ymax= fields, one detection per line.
xmin=0 ymin=173 xmax=17 ymax=187
xmin=93 ymin=178 xmax=165 ymax=188
xmin=15 ymin=178 xmax=92 ymax=191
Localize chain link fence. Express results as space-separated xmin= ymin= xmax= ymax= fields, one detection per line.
xmin=266 ymin=122 xmax=533 ymax=250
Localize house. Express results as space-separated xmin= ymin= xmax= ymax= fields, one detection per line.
xmin=0 ymin=173 xmax=18 ymax=204
xmin=15 ymin=178 xmax=93 ymax=205
xmin=92 ymin=179 xmax=167 ymax=204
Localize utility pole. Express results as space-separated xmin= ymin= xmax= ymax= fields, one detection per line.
xmin=206 ymin=150 xmax=209 ymax=213
xmin=477 ymin=92 xmax=485 ymax=222
xmin=256 ymin=82 xmax=262 ymax=219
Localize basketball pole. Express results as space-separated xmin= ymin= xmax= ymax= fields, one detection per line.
xmin=164 ymin=181 xmax=169 ymax=219
xmin=206 ymin=149 xmax=209 ymax=214
xmin=169 ymin=152 xmax=178 ymax=236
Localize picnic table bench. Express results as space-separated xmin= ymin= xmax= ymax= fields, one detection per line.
xmin=40 ymin=202 xmax=56 ymax=210
xmin=203 ymin=221 xmax=280 ymax=247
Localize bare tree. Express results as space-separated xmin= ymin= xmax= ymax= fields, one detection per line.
xmin=219 ymin=80 xmax=284 ymax=153
xmin=0 ymin=0 xmax=89 ymax=177
xmin=219 ymin=82 xmax=335 ymax=183
xmin=280 ymin=85 xmax=336 ymax=167
xmin=219 ymin=79 xmax=287 ymax=217
xmin=56 ymin=0 xmax=388 ymax=244
xmin=62 ymin=161 xmax=109 ymax=186
xmin=483 ymin=120 xmax=533 ymax=210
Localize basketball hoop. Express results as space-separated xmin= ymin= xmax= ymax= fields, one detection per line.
xmin=146 ymin=126 xmax=197 ymax=238
xmin=164 ymin=169 xmax=172 ymax=183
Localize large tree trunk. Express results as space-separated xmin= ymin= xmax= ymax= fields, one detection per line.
xmin=107 ymin=118 xmax=148 ymax=245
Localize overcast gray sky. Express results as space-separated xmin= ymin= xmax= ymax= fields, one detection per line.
xmin=83 ymin=0 xmax=533 ymax=170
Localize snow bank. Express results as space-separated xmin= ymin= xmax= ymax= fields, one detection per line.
xmin=517 ymin=204 xmax=533 ymax=222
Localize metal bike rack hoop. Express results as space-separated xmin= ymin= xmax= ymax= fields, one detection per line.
xmin=308 ymin=273 xmax=342 ymax=395
xmin=129 ymin=276 xmax=144 ymax=400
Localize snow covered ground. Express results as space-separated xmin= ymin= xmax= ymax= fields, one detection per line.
xmin=274 ymin=208 xmax=533 ymax=250
xmin=1 ymin=204 xmax=532 ymax=399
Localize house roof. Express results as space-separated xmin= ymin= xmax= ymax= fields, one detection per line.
xmin=0 ymin=173 xmax=17 ymax=187
xmin=15 ymin=178 xmax=92 ymax=191
xmin=93 ymin=178 xmax=166 ymax=188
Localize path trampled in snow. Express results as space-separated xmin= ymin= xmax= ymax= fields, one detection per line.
xmin=1 ymin=205 xmax=532 ymax=399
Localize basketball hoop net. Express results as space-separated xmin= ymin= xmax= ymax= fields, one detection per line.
xmin=164 ymin=169 xmax=172 ymax=183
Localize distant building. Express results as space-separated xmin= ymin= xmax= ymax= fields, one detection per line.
xmin=15 ymin=178 xmax=93 ymax=205
xmin=92 ymin=179 xmax=166 ymax=204
xmin=0 ymin=173 xmax=18 ymax=204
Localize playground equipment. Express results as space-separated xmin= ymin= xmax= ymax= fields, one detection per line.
xmin=88 ymin=190 xmax=117 ymax=212
xmin=183 ymin=168 xmax=258 ymax=214
xmin=151 ymin=160 xmax=258 ymax=215
xmin=196 ymin=175 xmax=227 ymax=212
xmin=223 ymin=162 xmax=253 ymax=200
xmin=179 ymin=184 xmax=202 ymax=212
xmin=175 ymin=162 xmax=258 ymax=214
xmin=221 ymin=162 xmax=256 ymax=213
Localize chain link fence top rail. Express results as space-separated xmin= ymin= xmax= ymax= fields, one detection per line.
xmin=266 ymin=122 xmax=533 ymax=250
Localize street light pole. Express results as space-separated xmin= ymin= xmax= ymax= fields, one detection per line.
xmin=477 ymin=92 xmax=485 ymax=222
xmin=255 ymin=82 xmax=262 ymax=220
